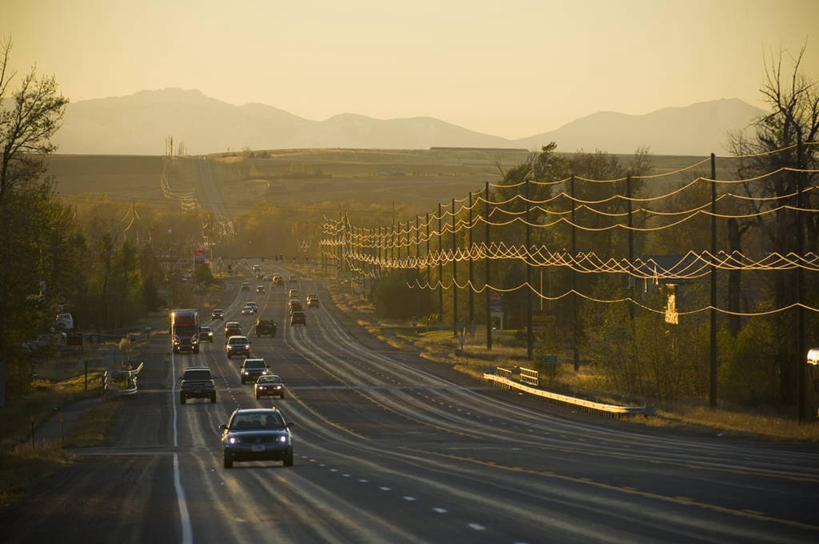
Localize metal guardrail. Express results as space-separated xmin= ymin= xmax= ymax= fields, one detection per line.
xmin=484 ymin=372 xmax=647 ymax=416
xmin=104 ymin=362 xmax=144 ymax=396
xmin=520 ymin=367 xmax=539 ymax=387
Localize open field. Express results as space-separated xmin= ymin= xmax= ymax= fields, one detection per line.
xmin=46 ymin=148 xmax=736 ymax=214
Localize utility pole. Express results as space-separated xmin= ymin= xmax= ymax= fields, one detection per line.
xmin=468 ymin=191 xmax=474 ymax=332
xmin=571 ymin=175 xmax=579 ymax=371
xmin=452 ymin=199 xmax=458 ymax=336
xmin=485 ymin=182 xmax=492 ymax=351
xmin=710 ymin=153 xmax=718 ymax=408
xmin=526 ymin=179 xmax=533 ymax=361
xmin=438 ymin=203 xmax=443 ymax=328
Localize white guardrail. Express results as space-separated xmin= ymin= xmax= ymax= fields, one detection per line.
xmin=484 ymin=370 xmax=648 ymax=416
xmin=104 ymin=362 xmax=144 ymax=396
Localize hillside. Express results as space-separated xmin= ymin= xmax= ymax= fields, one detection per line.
xmin=515 ymin=98 xmax=765 ymax=155
xmin=52 ymin=89 xmax=765 ymax=156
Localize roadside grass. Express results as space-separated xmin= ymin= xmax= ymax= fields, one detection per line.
xmin=0 ymin=344 xmax=128 ymax=509
xmin=0 ymin=441 xmax=71 ymax=509
xmin=328 ymin=285 xmax=819 ymax=441
xmin=62 ymin=397 xmax=124 ymax=448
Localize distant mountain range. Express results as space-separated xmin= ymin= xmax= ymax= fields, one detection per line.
xmin=53 ymin=88 xmax=765 ymax=156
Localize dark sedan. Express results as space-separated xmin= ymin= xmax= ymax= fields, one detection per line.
xmin=220 ymin=408 xmax=294 ymax=468
xmin=255 ymin=374 xmax=285 ymax=399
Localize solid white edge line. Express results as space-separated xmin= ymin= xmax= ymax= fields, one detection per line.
xmin=171 ymin=350 xmax=191 ymax=543
xmin=171 ymin=350 xmax=178 ymax=448
xmin=173 ymin=453 xmax=193 ymax=544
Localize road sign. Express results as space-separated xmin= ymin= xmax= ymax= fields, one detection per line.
xmin=542 ymin=355 xmax=558 ymax=364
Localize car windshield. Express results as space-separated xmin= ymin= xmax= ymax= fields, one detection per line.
xmin=175 ymin=325 xmax=196 ymax=336
xmin=183 ymin=370 xmax=211 ymax=381
xmin=230 ymin=412 xmax=284 ymax=430
xmin=229 ymin=337 xmax=247 ymax=344
xmin=244 ymin=360 xmax=265 ymax=369
xmin=258 ymin=375 xmax=281 ymax=383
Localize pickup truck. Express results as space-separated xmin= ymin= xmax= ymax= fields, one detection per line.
xmin=179 ymin=367 xmax=216 ymax=404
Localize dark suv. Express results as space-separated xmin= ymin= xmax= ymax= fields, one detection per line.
xmin=255 ymin=318 xmax=277 ymax=337
xmin=178 ymin=367 xmax=216 ymax=404
xmin=226 ymin=336 xmax=251 ymax=358
xmin=240 ymin=358 xmax=269 ymax=384
xmin=224 ymin=321 xmax=242 ymax=337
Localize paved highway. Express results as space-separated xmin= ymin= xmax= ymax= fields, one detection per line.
xmin=3 ymin=266 xmax=818 ymax=543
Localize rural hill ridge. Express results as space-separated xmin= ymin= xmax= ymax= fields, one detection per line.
xmin=53 ymin=88 xmax=765 ymax=156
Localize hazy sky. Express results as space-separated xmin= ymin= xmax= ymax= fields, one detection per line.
xmin=4 ymin=0 xmax=818 ymax=139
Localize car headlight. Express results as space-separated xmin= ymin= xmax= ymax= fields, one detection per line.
xmin=262 ymin=369 xmax=268 ymax=374
xmin=277 ymin=435 xmax=288 ymax=443
xmin=228 ymin=436 xmax=237 ymax=444
xmin=243 ymin=370 xmax=249 ymax=375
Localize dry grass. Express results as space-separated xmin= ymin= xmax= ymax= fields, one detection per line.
xmin=62 ymin=397 xmax=124 ymax=448
xmin=0 ymin=367 xmax=111 ymax=511
xmin=0 ymin=441 xmax=72 ymax=509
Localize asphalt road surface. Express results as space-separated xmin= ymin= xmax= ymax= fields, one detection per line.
xmin=3 ymin=265 xmax=819 ymax=543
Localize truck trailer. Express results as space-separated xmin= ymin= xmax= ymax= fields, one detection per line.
xmin=171 ymin=309 xmax=200 ymax=354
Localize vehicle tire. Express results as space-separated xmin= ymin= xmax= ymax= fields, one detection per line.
xmin=194 ymin=346 xmax=199 ymax=354
xmin=283 ymin=449 xmax=293 ymax=467
xmin=210 ymin=393 xmax=216 ymax=403
xmin=179 ymin=393 xmax=186 ymax=404
xmin=223 ymin=453 xmax=233 ymax=469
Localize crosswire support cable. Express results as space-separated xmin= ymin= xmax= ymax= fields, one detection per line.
xmin=338 ymin=242 xmax=819 ymax=279
xmin=404 ymin=278 xmax=819 ymax=316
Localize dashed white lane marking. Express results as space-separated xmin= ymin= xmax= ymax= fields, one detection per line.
xmin=319 ymin=463 xmax=326 ymax=467
xmin=330 ymin=468 xmax=338 ymax=472
xmin=433 ymin=507 xmax=448 ymax=514
xmin=468 ymin=523 xmax=486 ymax=531
xmin=343 ymin=473 xmax=351 ymax=478
xmin=379 ymin=486 xmax=392 ymax=491
xmin=359 ymin=479 xmax=369 ymax=483
xmin=309 ymin=459 xmax=316 ymax=463
xmin=402 ymin=496 xmax=416 ymax=501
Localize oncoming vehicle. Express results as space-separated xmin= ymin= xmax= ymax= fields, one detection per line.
xmin=220 ymin=408 xmax=294 ymax=468
xmin=256 ymin=285 xmax=265 ymax=294
xmin=224 ymin=321 xmax=242 ymax=337
xmin=255 ymin=374 xmax=285 ymax=399
xmin=241 ymin=282 xmax=250 ymax=291
xmin=306 ymin=295 xmax=320 ymax=308
xmin=288 ymin=300 xmax=303 ymax=313
xmin=241 ymin=305 xmax=254 ymax=316
xmin=171 ymin=309 xmax=200 ymax=354
xmin=226 ymin=335 xmax=251 ymax=358
xmin=55 ymin=312 xmax=74 ymax=330
xmin=290 ymin=311 xmax=306 ymax=326
xmin=272 ymin=275 xmax=282 ymax=285
xmin=211 ymin=308 xmax=225 ymax=320
xmin=240 ymin=358 xmax=269 ymax=384
xmin=288 ymin=288 xmax=299 ymax=299
xmin=199 ymin=326 xmax=213 ymax=342
xmin=178 ymin=367 xmax=216 ymax=404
